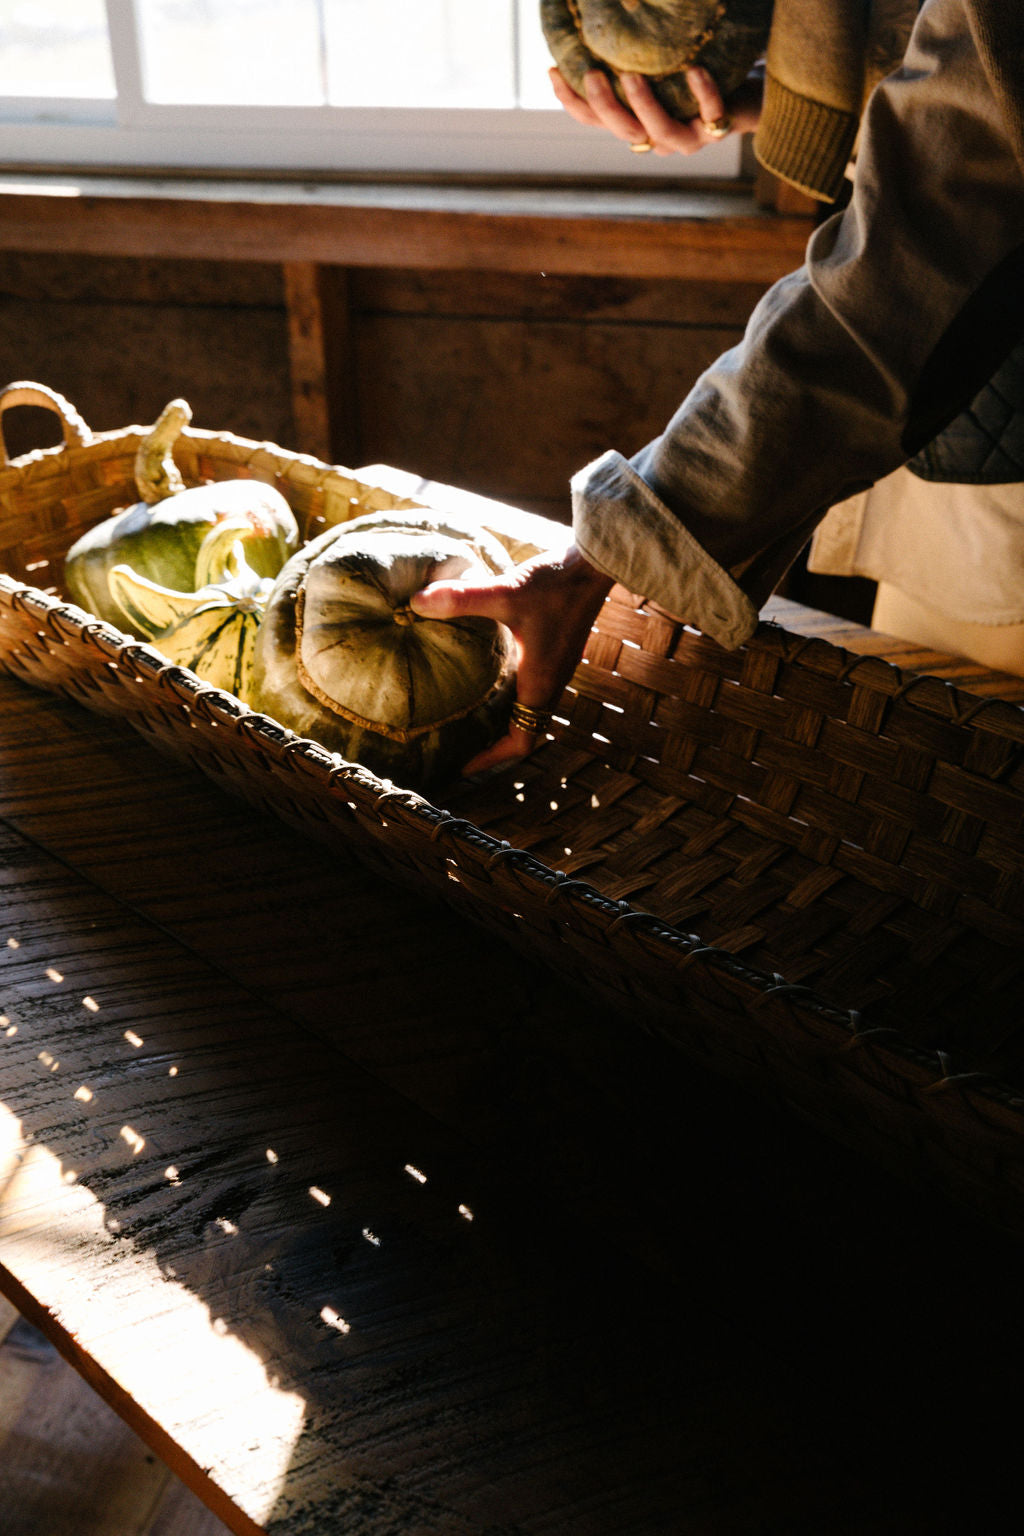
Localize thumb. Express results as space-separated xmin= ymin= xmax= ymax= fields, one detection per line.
xmin=410 ymin=575 xmax=519 ymax=627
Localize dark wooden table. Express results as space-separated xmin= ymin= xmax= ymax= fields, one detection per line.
xmin=2 ymin=643 xmax=1024 ymax=1534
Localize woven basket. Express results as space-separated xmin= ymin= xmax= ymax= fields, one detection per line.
xmin=4 ymin=383 xmax=1024 ymax=1234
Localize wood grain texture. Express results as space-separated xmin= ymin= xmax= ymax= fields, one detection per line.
xmin=3 ymin=663 xmax=1024 ymax=1534
xmin=352 ymin=313 xmax=744 ymax=506
xmin=283 ymin=263 xmax=357 ymax=466
xmin=0 ymin=180 xmax=813 ymax=282
xmin=0 ymin=294 xmax=293 ymax=452
xmin=347 ymin=268 xmax=771 ymax=325
xmin=0 ymin=679 xmax=835 ymax=1535
xmin=0 ymin=1311 xmax=232 ymax=1536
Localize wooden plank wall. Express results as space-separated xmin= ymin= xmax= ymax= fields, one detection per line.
xmin=0 ymin=253 xmax=291 ymax=451
xmin=346 ymin=267 xmax=768 ymax=519
xmin=0 ymin=240 xmax=868 ymax=614
xmin=0 ymin=251 xmax=765 ymax=523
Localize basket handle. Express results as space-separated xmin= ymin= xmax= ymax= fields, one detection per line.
xmin=0 ymin=381 xmax=93 ymax=466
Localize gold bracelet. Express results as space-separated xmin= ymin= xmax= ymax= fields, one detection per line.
xmin=510 ymin=702 xmax=554 ymax=735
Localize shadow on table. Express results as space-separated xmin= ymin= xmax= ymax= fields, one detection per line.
xmin=2 ymin=680 xmax=1024 ymax=1533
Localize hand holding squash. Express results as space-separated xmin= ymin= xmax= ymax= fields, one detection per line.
xmin=540 ymin=0 xmax=771 ymax=131
xmin=411 ymin=541 xmax=614 ymax=775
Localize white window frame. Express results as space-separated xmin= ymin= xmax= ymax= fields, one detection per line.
xmin=0 ymin=0 xmax=743 ymax=181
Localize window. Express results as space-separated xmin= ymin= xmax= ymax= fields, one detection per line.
xmin=0 ymin=0 xmax=742 ymax=179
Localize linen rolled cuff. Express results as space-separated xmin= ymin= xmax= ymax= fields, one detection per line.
xmin=570 ymin=450 xmax=760 ymax=650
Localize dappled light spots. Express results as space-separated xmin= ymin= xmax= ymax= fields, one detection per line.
xmin=458 ymin=1204 xmax=475 ymax=1223
xmin=320 ymin=1307 xmax=351 ymax=1335
xmin=309 ymin=1186 xmax=331 ymax=1207
xmin=74 ymin=1085 xmax=93 ymax=1103
xmin=168 ymin=1065 xmax=179 ymax=1077
xmin=165 ymin=1165 xmax=181 ymax=1186
xmin=362 ymin=1228 xmax=381 ymax=1247
xmin=45 ymin=967 xmax=63 ymax=983
xmin=120 ymin=1126 xmax=146 ymax=1155
xmin=215 ymin=1217 xmax=239 ymax=1236
xmin=124 ymin=1030 xmax=143 ymax=1047
xmin=82 ymin=996 xmax=99 ymax=1012
xmin=266 ymin=1148 xmax=279 ymax=1164
xmin=404 ymin=1163 xmax=427 ymax=1185
xmin=6 ymin=938 xmax=19 ymax=949
xmin=38 ymin=1050 xmax=59 ymax=1072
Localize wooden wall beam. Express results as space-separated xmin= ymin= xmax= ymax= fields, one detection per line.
xmin=282 ymin=262 xmax=356 ymax=466
xmin=0 ymin=179 xmax=813 ymax=284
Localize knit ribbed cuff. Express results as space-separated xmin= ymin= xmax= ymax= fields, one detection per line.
xmin=755 ymin=71 xmax=860 ymax=203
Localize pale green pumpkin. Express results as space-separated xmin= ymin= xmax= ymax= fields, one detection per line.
xmin=64 ymin=397 xmax=299 ymax=633
xmin=249 ymin=510 xmax=519 ymax=790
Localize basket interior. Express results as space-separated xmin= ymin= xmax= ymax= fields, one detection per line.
xmin=451 ymin=594 xmax=1024 ymax=1077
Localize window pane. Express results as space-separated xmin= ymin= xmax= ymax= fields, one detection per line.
xmin=137 ymin=0 xmax=324 ymax=105
xmin=516 ymin=0 xmax=558 ymax=109
xmin=0 ymin=0 xmax=115 ymax=97
xmin=324 ymin=0 xmax=515 ymax=109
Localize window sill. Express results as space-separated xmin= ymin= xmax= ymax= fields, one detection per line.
xmin=0 ymin=169 xmax=812 ymax=281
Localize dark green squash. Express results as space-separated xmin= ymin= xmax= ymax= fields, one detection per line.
xmin=249 ymin=510 xmax=519 ymax=790
xmin=540 ymin=0 xmax=772 ymax=124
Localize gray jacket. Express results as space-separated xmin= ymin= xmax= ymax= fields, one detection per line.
xmin=572 ymin=0 xmax=1024 ymax=646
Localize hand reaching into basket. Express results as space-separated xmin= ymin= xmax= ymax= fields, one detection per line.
xmin=550 ymin=63 xmax=763 ymax=157
xmin=410 ymin=541 xmax=613 ymax=775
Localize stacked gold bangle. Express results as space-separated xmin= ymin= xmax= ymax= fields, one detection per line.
xmin=510 ymin=702 xmax=553 ymax=736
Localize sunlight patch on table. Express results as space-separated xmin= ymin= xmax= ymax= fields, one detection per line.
xmin=0 ymin=1101 xmax=308 ymax=1525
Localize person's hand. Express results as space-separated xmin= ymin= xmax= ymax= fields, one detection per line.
xmin=549 ymin=63 xmax=763 ymax=155
xmin=410 ymin=541 xmax=613 ymax=775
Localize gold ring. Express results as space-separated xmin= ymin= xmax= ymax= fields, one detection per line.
xmin=702 ymin=115 xmax=732 ymax=139
xmin=629 ymin=138 xmax=653 ymax=154
xmin=510 ymin=701 xmax=553 ymax=735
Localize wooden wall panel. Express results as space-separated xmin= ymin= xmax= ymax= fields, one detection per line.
xmin=0 ymin=254 xmax=291 ymax=460
xmin=349 ymin=269 xmax=758 ymax=516
xmin=348 ymin=267 xmax=769 ymax=326
xmin=0 ymin=254 xmax=770 ymax=531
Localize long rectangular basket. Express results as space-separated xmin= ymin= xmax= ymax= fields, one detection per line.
xmin=4 ymin=384 xmax=1024 ymax=1235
